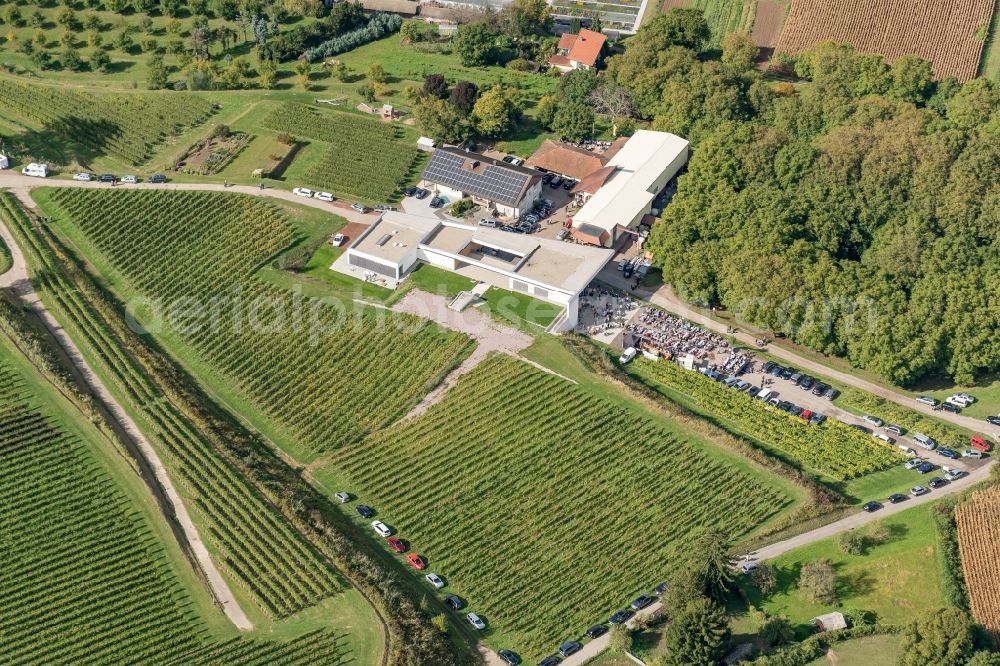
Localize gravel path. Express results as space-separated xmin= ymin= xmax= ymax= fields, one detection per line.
xmin=0 ymin=189 xmax=253 ymax=631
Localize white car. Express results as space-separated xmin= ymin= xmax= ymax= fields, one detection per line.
xmin=873 ymin=433 xmax=895 ymax=444
xmin=426 ymin=573 xmax=445 ymax=589
xmin=962 ymin=449 xmax=984 ymax=459
xmin=466 ymin=612 xmax=486 ymax=630
xmin=957 ymin=393 xmax=976 ymax=404
xmin=947 ymin=394 xmax=974 ymax=407
xmin=916 ymin=396 xmax=938 ymax=407
xmin=862 ymin=415 xmax=884 ymax=427
xmin=122 ymin=175 xmax=138 ymax=184
xmin=330 ymin=233 xmax=346 ymax=247
xmin=313 ymin=191 xmax=334 ymax=202
xmin=619 ymin=347 xmax=637 ymax=365
xmin=371 ymin=520 xmax=392 ymax=537
xmin=905 ymin=458 xmax=926 ymax=470
xmin=292 ymin=187 xmax=314 ymax=198
xmin=334 ymin=491 xmax=351 ymax=503
xmin=945 ymin=468 xmax=966 ymax=482
xmin=73 ymin=172 xmax=92 ymax=182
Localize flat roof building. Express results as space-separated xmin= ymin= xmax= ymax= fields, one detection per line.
xmin=570 ymin=130 xmax=689 ymax=247
xmin=343 ymin=211 xmax=613 ymax=330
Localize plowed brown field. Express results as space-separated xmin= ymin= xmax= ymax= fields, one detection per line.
xmin=775 ymin=0 xmax=995 ymax=81
xmin=956 ymin=488 xmax=1000 ymax=638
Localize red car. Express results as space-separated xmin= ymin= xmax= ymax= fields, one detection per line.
xmin=800 ymin=409 xmax=814 ymax=422
xmin=407 ymin=553 xmax=427 ymax=570
xmin=387 ymin=537 xmax=406 ymax=553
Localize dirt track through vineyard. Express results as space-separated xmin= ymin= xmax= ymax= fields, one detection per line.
xmin=775 ymin=0 xmax=995 ymax=80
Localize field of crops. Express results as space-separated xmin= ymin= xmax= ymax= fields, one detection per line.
xmin=0 ymin=79 xmax=214 ymax=165
xmin=629 ymin=358 xmax=903 ymax=480
xmin=319 ymin=354 xmax=791 ymax=657
xmin=262 ymin=103 xmax=422 ymax=202
xmin=774 ymin=0 xmax=994 ymax=80
xmin=661 ymin=0 xmax=755 ymax=47
xmin=0 ymin=354 xmax=350 ymax=665
xmin=956 ymin=488 xmax=1000 ymax=639
xmin=41 ymin=189 xmax=471 ymax=453
xmin=1 ymin=192 xmax=344 ymax=619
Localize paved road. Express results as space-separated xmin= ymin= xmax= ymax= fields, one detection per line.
xmin=0 ymin=190 xmax=253 ymax=631
xmin=561 ymin=602 xmax=663 ymax=666
xmin=599 ymin=267 xmax=996 ymax=439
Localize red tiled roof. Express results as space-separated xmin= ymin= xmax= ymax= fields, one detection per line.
xmin=526 ymin=140 xmax=607 ymax=181
xmin=567 ymin=29 xmax=606 ymax=68
xmin=573 ymin=165 xmax=617 ymax=195
xmin=548 ymin=54 xmax=572 ymax=68
xmin=557 ymin=33 xmax=576 ymax=51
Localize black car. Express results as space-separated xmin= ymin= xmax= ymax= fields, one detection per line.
xmin=862 ymin=501 xmax=882 ymax=512
xmin=558 ymin=641 xmax=582 ymax=657
xmin=631 ymin=595 xmax=654 ymax=610
xmin=987 ymin=416 xmax=1000 ymax=426
xmin=497 ymin=649 xmax=521 ymax=665
xmin=404 ymin=186 xmax=417 ymax=196
xmin=562 ymin=179 xmax=574 ymax=190
xmin=780 ymin=367 xmax=795 ymax=379
xmin=414 ymin=188 xmax=429 ymax=199
xmin=539 ymin=656 xmax=562 ymax=666
xmin=917 ymin=462 xmax=937 ymax=474
xmin=654 ymin=581 xmax=668 ymax=595
xmin=941 ymin=402 xmax=961 ymax=413
xmin=148 ymin=174 xmax=167 ymax=183
xmin=799 ymin=376 xmax=815 ymax=390
xmin=937 ymin=447 xmax=960 ymax=459
xmin=812 ymin=383 xmax=829 ymax=396
xmin=356 ymin=504 xmax=375 ymax=518
xmin=762 ymin=361 xmax=776 ymax=373
xmin=541 ymin=173 xmax=554 ymax=184
xmin=770 ymin=365 xmax=785 ymax=376
xmin=444 ymin=594 xmax=464 ymax=610
xmin=746 ymin=387 xmax=760 ymax=398
xmin=824 ymin=387 xmax=840 ymax=400
xmin=888 ymin=493 xmax=908 ymax=504
xmin=99 ymin=174 xmax=117 ymax=183
xmin=789 ymin=405 xmax=804 ymax=417
xmin=928 ymin=476 xmax=949 ymax=489
xmin=429 ymin=197 xmax=444 ymax=208
xmin=608 ymin=609 xmax=634 ymax=625
xmin=586 ymin=625 xmax=608 ymax=639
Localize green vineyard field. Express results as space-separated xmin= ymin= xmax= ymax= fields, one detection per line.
xmin=629 ymin=358 xmax=903 ymax=480
xmin=318 ymin=354 xmax=792 ymax=657
xmin=0 ymin=79 xmax=214 ymax=165
xmin=262 ymin=103 xmax=422 ymax=202
xmin=41 ymin=189 xmax=472 ymax=452
xmin=0 ymin=355 xmax=349 ymax=665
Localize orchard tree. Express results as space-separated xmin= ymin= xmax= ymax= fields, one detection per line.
xmin=357 ymin=81 xmax=377 ymax=104
xmin=721 ymin=31 xmax=758 ymax=72
xmin=90 ymin=48 xmax=111 ymax=72
xmin=257 ymin=56 xmax=278 ymax=88
xmin=798 ymin=559 xmax=836 ymax=604
xmin=146 ymin=55 xmax=169 ymax=88
xmin=422 ymin=73 xmax=449 ymax=99
xmin=295 ymin=58 xmax=312 ymax=89
xmin=414 ymin=97 xmax=471 ymax=144
xmin=750 ymin=562 xmax=776 ymax=595
xmin=558 ymin=67 xmax=598 ymax=103
xmin=472 ymin=86 xmax=520 ymax=137
xmin=366 ymin=62 xmax=386 ymax=84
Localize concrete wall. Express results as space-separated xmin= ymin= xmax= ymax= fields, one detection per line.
xmin=419 ymin=249 xmax=458 ymax=271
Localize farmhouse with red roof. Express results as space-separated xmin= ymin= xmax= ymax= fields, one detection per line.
xmin=548 ymin=28 xmax=607 ymax=72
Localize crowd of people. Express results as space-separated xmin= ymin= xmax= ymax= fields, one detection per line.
xmin=624 ymin=306 xmax=753 ymax=373
xmin=577 ymin=287 xmax=638 ymax=335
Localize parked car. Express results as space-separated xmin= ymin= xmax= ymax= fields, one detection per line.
xmin=788 ymin=405 xmax=804 ymax=417
xmin=941 ymin=402 xmax=960 ymax=414
xmin=148 ymin=174 xmax=168 ymax=183
xmin=99 ymin=174 xmax=117 ymax=183
xmin=466 ymin=612 xmax=486 ymax=630
xmin=562 ymin=179 xmax=574 ymax=190
xmin=558 ymin=642 xmax=582 ymax=658
xmin=548 ymin=176 xmax=562 ymax=188
xmin=810 ymin=413 xmax=827 ymax=425
xmin=479 ymin=218 xmax=498 ymax=227
xmin=937 ymin=447 xmax=960 ymax=460
xmin=356 ymin=504 xmax=375 ymax=518
xmin=770 ymin=365 xmax=785 ymax=377
xmin=799 ymin=376 xmax=815 ymax=390
xmin=73 ymin=172 xmax=93 ymax=181
xmin=873 ymin=433 xmax=895 ymax=445
xmin=374 ymin=204 xmax=395 ymax=212
xmin=928 ymin=477 xmax=948 ymax=489
xmin=862 ymin=501 xmax=882 ymax=512
xmin=862 ymin=415 xmax=884 ymax=427
xmin=789 ymin=372 xmax=802 ymax=384
xmin=761 ymin=362 xmax=776 ymax=373
xmin=619 ymin=347 xmax=637 ymax=365
xmin=654 ymin=581 xmax=668 ymax=595
xmin=886 ymin=424 xmax=906 ymax=436
xmin=916 ymin=396 xmax=939 ymax=406
xmin=122 ymin=175 xmax=138 ymax=184
xmin=608 ymin=609 xmax=634 ymax=625
xmin=887 ymin=493 xmax=908 ymax=504
xmin=910 ymin=485 xmax=929 ymax=496
xmin=352 ymin=203 xmax=371 ymax=213
xmin=372 ymin=520 xmax=392 ymax=537
xmin=905 ymin=458 xmax=926 ymax=470
xmin=426 ymin=573 xmax=445 ymax=588
xmin=541 ymin=173 xmax=554 ymax=184
xmin=387 ymin=536 xmax=406 ymax=553
xmin=497 ymin=649 xmax=520 ymax=665
xmin=586 ymin=625 xmax=608 ymax=639
xmin=962 ymin=449 xmax=983 ymax=459
xmin=404 ymin=186 xmax=418 ymax=197
xmin=986 ymin=416 xmax=1000 ymax=426
xmin=292 ymin=187 xmax=313 ymax=197
xmin=824 ymin=387 xmax=840 ymax=400
xmin=331 ymin=233 xmax=346 ymax=247
xmin=971 ymin=436 xmax=992 ymax=452
xmin=444 ymin=594 xmax=464 ymax=610
xmin=407 ymin=553 xmax=427 ymax=570
xmin=780 ymin=367 xmax=795 ymax=379
xmin=746 ymin=387 xmax=760 ymax=398
xmin=414 ymin=188 xmax=429 ymax=199
xmin=945 ymin=468 xmax=966 ymax=482
xmin=313 ymin=191 xmax=335 ymax=202
xmin=334 ymin=491 xmax=351 ymax=503
xmin=631 ymin=595 xmax=654 ymax=610
xmin=741 ymin=560 xmax=759 ymax=574
xmin=811 ymin=383 xmax=828 ymax=396
xmin=916 ymin=462 xmax=937 ymax=474
xmin=538 ymin=656 xmax=561 ymax=666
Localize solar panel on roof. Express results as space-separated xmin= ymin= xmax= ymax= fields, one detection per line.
xmin=375 ymin=234 xmax=392 ymax=247
xmin=422 ymin=150 xmax=532 ymax=207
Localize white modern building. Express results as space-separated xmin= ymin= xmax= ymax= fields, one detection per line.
xmin=420 ymin=147 xmax=543 ymax=218
xmin=570 ymin=130 xmax=688 ymax=247
xmin=344 ymin=211 xmax=613 ymax=330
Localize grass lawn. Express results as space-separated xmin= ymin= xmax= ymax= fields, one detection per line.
xmin=803 ymin=633 xmax=902 ymax=666
xmin=978 ymin=6 xmax=1000 ymax=79
xmin=736 ymin=503 xmax=945 ymax=630
xmin=480 ymin=286 xmax=563 ymax=329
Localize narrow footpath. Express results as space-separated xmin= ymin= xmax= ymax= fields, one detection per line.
xmin=0 ymin=191 xmax=253 ymax=631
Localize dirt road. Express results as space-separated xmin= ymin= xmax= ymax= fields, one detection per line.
xmin=0 ymin=191 xmax=253 ymax=631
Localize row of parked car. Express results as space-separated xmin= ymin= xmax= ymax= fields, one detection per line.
xmin=862 ymin=465 xmax=967 ymax=513
xmin=73 ymin=172 xmax=168 ymax=184
xmin=708 ymin=366 xmax=829 ymax=426
xmin=541 ymin=172 xmax=576 ymax=191
xmin=760 ymin=362 xmax=840 ymax=400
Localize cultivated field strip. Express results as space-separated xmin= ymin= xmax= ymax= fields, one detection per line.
xmin=323 ymin=354 xmax=790 ymax=654
xmin=262 ymin=102 xmax=422 ymax=202
xmin=630 ymin=358 xmax=903 ymax=480
xmin=0 ymin=194 xmax=341 ymax=618
xmin=956 ymin=488 xmax=1000 ymax=639
xmin=46 ymin=189 xmax=472 ymax=451
xmin=0 ymin=80 xmax=214 ymax=164
xmin=774 ymin=0 xmax=995 ymax=81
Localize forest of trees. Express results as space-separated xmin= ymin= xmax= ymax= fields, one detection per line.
xmin=614 ymin=10 xmax=1000 ymax=386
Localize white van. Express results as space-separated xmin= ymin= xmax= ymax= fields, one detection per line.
xmin=21 ymin=163 xmax=48 ymax=178
xmin=913 ymin=432 xmax=936 ymax=450
xmin=757 ymin=388 xmax=775 ymax=401
xmin=619 ymin=347 xmax=637 ymax=365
